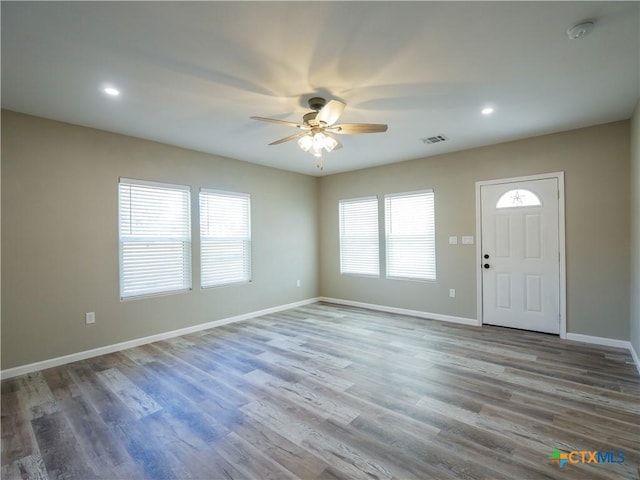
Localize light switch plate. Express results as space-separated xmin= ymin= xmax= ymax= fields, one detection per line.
xmin=448 ymin=236 xmax=458 ymax=245
xmin=85 ymin=312 xmax=95 ymax=324
xmin=462 ymin=236 xmax=474 ymax=245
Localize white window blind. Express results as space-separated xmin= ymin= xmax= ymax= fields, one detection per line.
xmin=385 ymin=190 xmax=436 ymax=280
xmin=339 ymin=197 xmax=379 ymax=276
xmin=119 ymin=179 xmax=192 ymax=299
xmin=200 ymin=189 xmax=251 ymax=288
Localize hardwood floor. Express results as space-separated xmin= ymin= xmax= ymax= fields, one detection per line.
xmin=2 ymin=302 xmax=639 ymax=479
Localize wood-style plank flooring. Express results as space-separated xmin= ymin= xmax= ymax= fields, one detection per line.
xmin=2 ymin=302 xmax=639 ymax=479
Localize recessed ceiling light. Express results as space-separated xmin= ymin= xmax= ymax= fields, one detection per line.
xmin=567 ymin=21 xmax=595 ymax=40
xmin=481 ymin=107 xmax=494 ymax=115
xmin=103 ymin=87 xmax=120 ymax=96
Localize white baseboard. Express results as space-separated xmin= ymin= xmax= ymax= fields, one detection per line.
xmin=6 ymin=298 xmax=638 ymax=379
xmin=629 ymin=344 xmax=640 ymax=375
xmin=565 ymin=332 xmax=631 ymax=349
xmin=319 ymin=297 xmax=479 ymax=327
xmin=566 ymin=333 xmax=640 ymax=375
xmin=0 ymin=297 xmax=320 ymax=380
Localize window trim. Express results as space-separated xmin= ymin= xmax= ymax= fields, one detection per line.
xmin=199 ymin=188 xmax=252 ymax=289
xmin=118 ymin=177 xmax=192 ymax=300
xmin=384 ymin=189 xmax=436 ymax=282
xmin=338 ymin=196 xmax=380 ymax=277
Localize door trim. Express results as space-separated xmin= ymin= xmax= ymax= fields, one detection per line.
xmin=475 ymin=172 xmax=566 ymax=338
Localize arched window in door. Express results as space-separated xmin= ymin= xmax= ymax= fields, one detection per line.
xmin=496 ymin=189 xmax=541 ymax=209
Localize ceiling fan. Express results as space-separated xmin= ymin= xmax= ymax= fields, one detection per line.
xmin=251 ymin=97 xmax=388 ymax=170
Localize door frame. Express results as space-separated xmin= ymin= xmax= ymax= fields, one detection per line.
xmin=475 ymin=172 xmax=567 ymax=338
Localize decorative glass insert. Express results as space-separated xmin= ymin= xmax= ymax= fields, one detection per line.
xmin=496 ymin=189 xmax=541 ymax=209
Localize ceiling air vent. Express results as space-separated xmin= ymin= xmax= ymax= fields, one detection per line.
xmin=421 ymin=134 xmax=448 ymax=145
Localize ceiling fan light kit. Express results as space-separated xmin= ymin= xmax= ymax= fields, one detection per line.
xmin=251 ymin=96 xmax=388 ymax=170
xmin=298 ymin=132 xmax=338 ymax=156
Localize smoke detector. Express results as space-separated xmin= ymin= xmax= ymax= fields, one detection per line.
xmin=567 ymin=21 xmax=595 ymax=40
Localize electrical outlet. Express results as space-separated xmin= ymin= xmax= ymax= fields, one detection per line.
xmin=85 ymin=312 xmax=96 ymax=324
xmin=462 ymin=236 xmax=474 ymax=245
xmin=296 ymin=279 xmax=301 ymax=287
xmin=449 ymin=289 xmax=456 ymax=298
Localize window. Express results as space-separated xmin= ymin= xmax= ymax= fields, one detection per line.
xmin=338 ymin=197 xmax=379 ymax=276
xmin=496 ymin=189 xmax=541 ymax=208
xmin=200 ymin=189 xmax=251 ymax=288
xmin=118 ymin=179 xmax=192 ymax=299
xmin=385 ymin=190 xmax=436 ymax=280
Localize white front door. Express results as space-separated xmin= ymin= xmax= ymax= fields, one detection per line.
xmin=480 ymin=177 xmax=560 ymax=334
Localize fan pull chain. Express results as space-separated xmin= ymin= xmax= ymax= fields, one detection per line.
xmin=316 ymin=155 xmax=324 ymax=171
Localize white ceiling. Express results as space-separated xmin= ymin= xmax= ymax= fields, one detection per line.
xmin=2 ymin=2 xmax=639 ymax=176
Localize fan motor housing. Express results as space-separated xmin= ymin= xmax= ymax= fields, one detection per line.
xmin=303 ymin=112 xmax=318 ymax=125
xmin=308 ymin=97 xmax=326 ymax=111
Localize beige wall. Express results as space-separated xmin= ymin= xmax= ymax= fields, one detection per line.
xmin=1 ymin=110 xmax=319 ymax=369
xmin=631 ymin=100 xmax=640 ymax=357
xmin=2 ymin=110 xmax=634 ymax=371
xmin=319 ymin=121 xmax=631 ymax=340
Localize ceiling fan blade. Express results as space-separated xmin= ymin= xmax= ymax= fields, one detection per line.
xmin=329 ymin=123 xmax=388 ymax=134
xmin=316 ymin=100 xmax=346 ymax=126
xmin=251 ymin=116 xmax=305 ymax=129
xmin=268 ymin=131 xmax=309 ymax=145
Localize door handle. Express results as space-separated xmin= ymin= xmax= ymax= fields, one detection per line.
xmin=483 ymin=254 xmax=490 ymax=259
xmin=483 ymin=263 xmax=490 ymax=269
